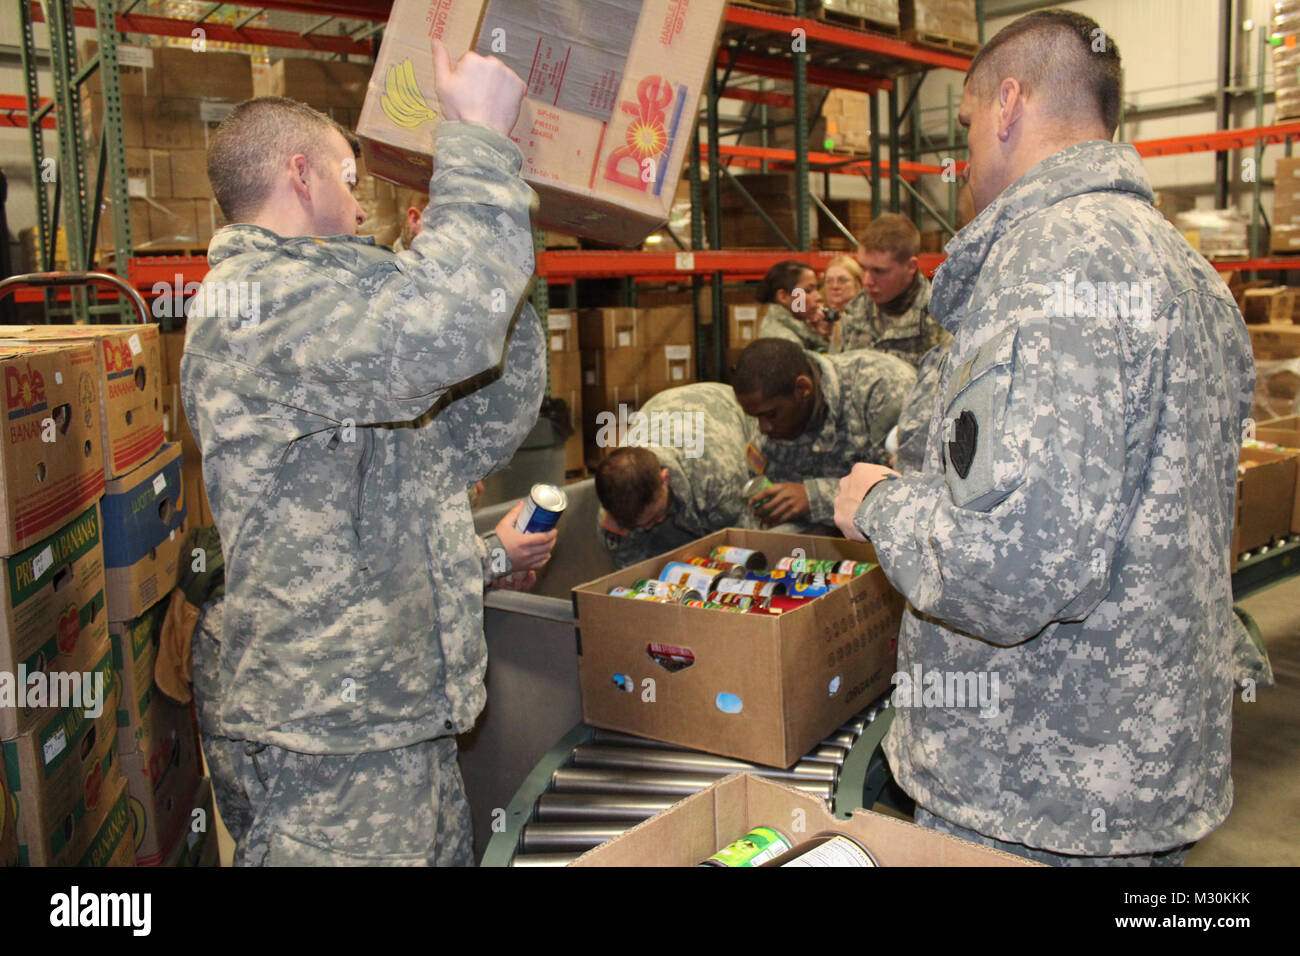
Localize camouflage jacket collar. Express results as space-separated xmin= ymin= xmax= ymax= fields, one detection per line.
xmin=208 ymin=223 xmax=381 ymax=268
xmin=764 ymin=303 xmax=829 ymax=351
xmin=931 ymin=140 xmax=1152 ymax=332
xmin=797 ymin=352 xmax=840 ymax=448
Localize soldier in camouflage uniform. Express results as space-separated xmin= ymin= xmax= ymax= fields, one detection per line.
xmin=839 ymin=213 xmax=951 ymax=363
xmin=593 ymin=383 xmax=757 ymax=567
xmin=754 ymin=260 xmax=834 ymax=353
xmin=182 ymin=46 xmax=541 ymax=865
xmin=893 ymin=343 xmax=947 ymax=473
xmin=732 ymin=339 xmax=914 ymax=532
xmin=835 ymin=11 xmax=1255 ymax=864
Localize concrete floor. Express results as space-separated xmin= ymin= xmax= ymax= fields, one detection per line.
xmin=210 ymin=577 xmax=1300 ymax=867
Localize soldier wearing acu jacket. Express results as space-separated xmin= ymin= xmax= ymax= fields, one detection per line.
xmin=594 ymin=382 xmax=757 ymax=568
xmin=182 ymin=43 xmax=542 ymax=866
xmin=835 ymin=10 xmax=1255 ymax=865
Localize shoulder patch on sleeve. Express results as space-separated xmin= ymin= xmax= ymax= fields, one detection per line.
xmin=745 ymin=443 xmax=767 ymax=474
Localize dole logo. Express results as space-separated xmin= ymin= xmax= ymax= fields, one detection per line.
xmin=603 ymin=75 xmax=688 ymax=196
xmin=103 ymin=338 xmax=134 ymax=377
xmin=5 ymin=362 xmax=47 ymax=417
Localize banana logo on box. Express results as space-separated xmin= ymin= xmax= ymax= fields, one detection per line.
xmin=382 ymin=59 xmax=438 ymax=130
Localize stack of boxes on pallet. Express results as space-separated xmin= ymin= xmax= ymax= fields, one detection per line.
xmin=1272 ymin=159 xmax=1300 ymax=255
xmin=81 ymin=43 xmax=253 ymax=252
xmin=900 ymin=0 xmax=979 ymax=49
xmin=546 ymin=311 xmax=585 ymax=477
xmin=1274 ymin=1 xmax=1300 ymax=122
xmin=579 ymin=308 xmax=696 ymax=468
xmin=0 ymin=325 xmax=216 ymax=868
xmin=819 ymin=0 xmax=900 ymax=34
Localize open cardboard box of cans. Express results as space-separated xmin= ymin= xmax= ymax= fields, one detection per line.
xmin=571 ymin=773 xmax=1041 ymax=867
xmin=572 ymin=529 xmax=905 ymax=769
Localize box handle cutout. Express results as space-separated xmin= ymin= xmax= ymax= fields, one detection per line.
xmin=647 ymin=642 xmax=694 ymax=673
xmin=612 ymin=673 xmax=634 ymax=692
xmin=828 ymin=675 xmax=841 ymax=696
xmin=715 ymin=693 xmax=743 ymax=714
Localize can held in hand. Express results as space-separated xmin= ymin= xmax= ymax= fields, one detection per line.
xmin=516 ymin=484 xmax=567 ymax=534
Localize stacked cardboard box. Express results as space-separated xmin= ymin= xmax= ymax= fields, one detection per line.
xmin=0 ymin=754 xmax=15 ymax=866
xmin=580 ymin=307 xmax=696 ymax=465
xmin=547 ymin=311 xmax=585 ymax=475
xmin=1233 ymin=444 xmax=1300 ymax=569
xmin=901 ymin=0 xmax=979 ymax=48
xmin=1242 ymin=287 xmax=1300 ymax=324
xmin=160 ymin=332 xmax=212 ymax=528
xmin=817 ymin=198 xmax=871 ymax=250
xmin=1273 ymin=158 xmax=1300 ymax=253
xmin=159 ymin=776 xmax=219 ymax=867
xmin=81 ymin=42 xmax=252 ymax=250
xmin=1176 ymin=209 xmax=1249 ymax=261
xmin=1274 ymin=3 xmax=1300 ymax=121
xmin=820 ymin=89 xmax=871 ymax=154
xmin=819 ymin=0 xmax=901 ymax=30
xmin=720 ymin=174 xmax=798 ymax=249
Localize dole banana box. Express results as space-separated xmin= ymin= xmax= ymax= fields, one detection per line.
xmin=0 ymin=343 xmax=105 ymax=557
xmin=102 ymin=443 xmax=188 ymax=622
xmin=73 ymin=777 xmax=134 ymax=866
xmin=119 ymin=692 xmax=202 ymax=866
xmin=0 ymin=503 xmax=110 ymax=739
xmin=359 ymin=0 xmax=728 ymax=247
xmin=0 ymin=325 xmax=164 ymax=480
xmin=156 ymin=776 xmax=216 ymax=867
xmin=2 ymin=643 xmax=123 ymax=866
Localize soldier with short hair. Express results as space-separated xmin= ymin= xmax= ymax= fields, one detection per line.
xmin=835 ymin=10 xmax=1255 ymax=865
xmin=594 ymin=383 xmax=756 ymax=568
xmin=755 ymin=260 xmax=834 ymax=352
xmin=183 ymin=43 xmax=541 ymax=866
xmin=732 ymin=338 xmax=913 ymax=532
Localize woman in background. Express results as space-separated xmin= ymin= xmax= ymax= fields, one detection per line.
xmin=755 ymin=259 xmax=832 ymax=352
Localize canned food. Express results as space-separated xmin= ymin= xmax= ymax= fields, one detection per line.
xmin=687 ymin=556 xmax=747 ymax=578
xmin=785 ymin=579 xmax=832 ymax=599
xmin=710 ymin=546 xmax=769 ymax=572
xmin=516 ymin=483 xmax=567 ymax=534
xmin=741 ymin=475 xmax=773 ymax=501
xmin=765 ymin=595 xmax=810 ymax=612
xmin=706 ymin=591 xmax=754 ymax=611
xmin=763 ymin=831 xmax=879 ymax=867
xmin=700 ymin=826 xmax=793 ymax=867
xmin=714 ymin=577 xmax=787 ymax=599
xmin=660 ymin=561 xmax=725 ymax=594
xmin=635 ymin=579 xmax=704 ymax=604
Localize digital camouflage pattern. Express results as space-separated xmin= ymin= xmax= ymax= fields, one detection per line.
xmin=181 ymin=121 xmax=544 ymax=760
xmin=894 ymin=343 xmax=949 ymax=473
xmin=752 ymin=350 xmax=914 ymax=526
xmin=756 ymin=303 xmax=833 ymax=353
xmin=838 ymin=272 xmax=951 ymax=362
xmin=600 ymin=383 xmax=758 ymax=567
xmin=854 ymin=140 xmax=1256 ymax=856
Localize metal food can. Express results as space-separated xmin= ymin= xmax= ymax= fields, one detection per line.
xmin=608 ymin=586 xmax=635 ymax=597
xmin=714 ymin=577 xmax=786 ymax=599
xmin=785 ymin=579 xmax=832 ymax=599
xmin=700 ymin=826 xmax=793 ymax=867
xmin=706 ymin=591 xmax=754 ymax=611
xmin=659 ymin=561 xmax=723 ymax=594
xmin=768 ymin=832 xmax=879 ymax=867
xmin=833 ymin=560 xmax=872 ymax=576
xmin=741 ymin=475 xmax=773 ymax=500
xmin=515 ymin=483 xmax=567 ymax=534
xmin=635 ymin=579 xmax=704 ymax=604
xmin=687 ymin=556 xmax=747 ymax=578
xmin=710 ymin=546 xmax=769 ymax=572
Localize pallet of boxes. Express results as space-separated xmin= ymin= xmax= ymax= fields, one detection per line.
xmin=80 ymin=42 xmax=254 ymax=256
xmin=546 ymin=311 xmax=585 ymax=479
xmin=580 ymin=307 xmax=696 ymax=468
xmin=0 ymin=325 xmax=216 ymax=867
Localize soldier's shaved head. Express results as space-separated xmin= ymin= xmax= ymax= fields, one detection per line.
xmin=732 ymin=339 xmax=814 ymax=399
xmin=208 ymin=96 xmax=359 ymax=222
xmin=595 ymin=447 xmax=665 ymax=530
xmin=965 ymin=9 xmax=1121 ymax=137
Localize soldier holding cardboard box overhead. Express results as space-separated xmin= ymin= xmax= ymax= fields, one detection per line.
xmin=182 ymin=42 xmax=543 ymax=866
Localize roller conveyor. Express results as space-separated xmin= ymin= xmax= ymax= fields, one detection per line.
xmin=483 ymin=696 xmax=894 ymax=867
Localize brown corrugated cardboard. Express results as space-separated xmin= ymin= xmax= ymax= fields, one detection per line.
xmin=550 ymin=349 xmax=582 ymax=395
xmin=579 ymin=307 xmax=694 ymax=350
xmin=1248 ymin=322 xmax=1300 ymax=359
xmin=0 ymin=343 xmax=105 ymax=557
xmin=728 ymin=304 xmax=762 ymax=349
xmin=158 ymin=776 xmax=217 ymax=867
xmin=572 ymin=773 xmax=1040 ymax=866
xmin=901 ymin=0 xmax=979 ymax=45
xmin=0 ymin=325 xmax=164 ymax=480
xmin=102 ymin=443 xmax=188 ymax=622
xmin=256 ymin=57 xmax=370 ymax=115
xmin=359 ymin=0 xmax=729 ymax=247
xmin=109 ymin=599 xmax=176 ymax=759
xmin=124 ymin=148 xmax=172 ymax=199
xmin=573 ymin=529 xmax=904 ymax=768
xmin=73 ymin=779 xmax=135 ymax=867
xmin=547 ymin=310 xmax=580 ymax=352
xmin=155 ymin=47 xmax=254 ymax=101
xmin=166 ymin=149 xmax=212 ymax=199
xmin=1234 ymin=446 xmax=1298 ymax=555
xmin=0 ymin=752 xmax=16 ymax=866
xmin=582 ymin=344 xmax=694 ymax=390
xmin=120 ymin=696 xmax=203 ymax=866
xmin=0 ymin=503 xmax=109 ymax=739
xmin=3 ymin=643 xmax=122 ymax=866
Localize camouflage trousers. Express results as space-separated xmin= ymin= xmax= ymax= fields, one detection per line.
xmin=913 ymin=807 xmax=1192 ymax=867
xmin=193 ymin=601 xmax=474 ymax=866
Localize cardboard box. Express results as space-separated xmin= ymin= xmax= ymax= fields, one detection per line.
xmin=901 ymin=0 xmax=979 ymax=46
xmin=573 ymin=529 xmax=904 ymax=768
xmin=547 ymin=310 xmax=580 ymax=352
xmin=1248 ymin=322 xmax=1300 ymax=359
xmin=0 ymin=325 xmax=164 ymax=480
xmin=579 ymin=307 xmax=694 ymax=351
xmin=550 ymin=349 xmax=583 ymax=395
xmin=1258 ymin=414 xmax=1300 ymax=449
xmin=120 ymin=695 xmax=203 ymax=866
xmin=155 ymin=47 xmax=253 ymax=101
xmin=123 ymin=148 xmax=172 ymax=199
xmin=0 ymin=343 xmax=105 ymax=557
xmin=102 ymin=443 xmax=188 ymax=622
xmin=728 ymin=304 xmax=762 ymax=349
xmin=0 ymin=503 xmax=110 ymax=739
xmin=147 ymin=199 xmax=201 ymax=247
xmin=157 ymin=776 xmax=217 ymax=867
xmin=3 ymin=644 xmax=123 ymax=866
xmin=166 ymin=149 xmax=212 ymax=199
xmin=572 ymin=773 xmax=1038 ymax=866
xmin=582 ymin=344 xmax=694 ymax=390
xmin=255 ymin=58 xmax=370 ymax=115
xmin=359 ymin=0 xmax=729 ymax=247
xmin=109 ymin=599 xmax=173 ymax=758
xmin=1243 ymin=287 xmax=1300 ymax=324
xmin=1234 ymin=446 xmax=1298 ymax=556
xmin=0 ymin=753 xmax=16 ymax=866
xmin=1271 ymin=223 xmax=1300 ymax=254
xmin=73 ymin=778 xmax=135 ymax=867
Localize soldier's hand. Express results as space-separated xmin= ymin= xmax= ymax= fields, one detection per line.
xmin=490 ymin=569 xmax=537 ymax=591
xmin=835 ymin=463 xmax=897 ymax=541
xmin=495 ymin=502 xmax=558 ymax=572
xmin=750 ymin=482 xmax=810 ymax=526
xmin=432 ymin=38 xmax=525 ymax=136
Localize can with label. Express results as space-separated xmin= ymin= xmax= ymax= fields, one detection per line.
xmin=706 ymin=591 xmax=754 ymax=611
xmin=762 ymin=831 xmax=879 ymax=867
xmin=660 ymin=561 xmax=728 ymax=594
xmin=833 ymin=561 xmax=872 ymax=576
xmin=687 ymin=556 xmax=748 ymax=577
xmin=714 ymin=577 xmax=786 ymax=599
xmin=700 ymin=826 xmax=793 ymax=867
xmin=710 ymin=546 xmax=769 ymax=572
xmin=741 ymin=475 xmax=773 ymax=500
xmin=631 ymin=579 xmax=703 ymax=604
xmin=515 ymin=483 xmax=567 ymax=534
xmin=785 ymin=578 xmax=832 ymax=599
